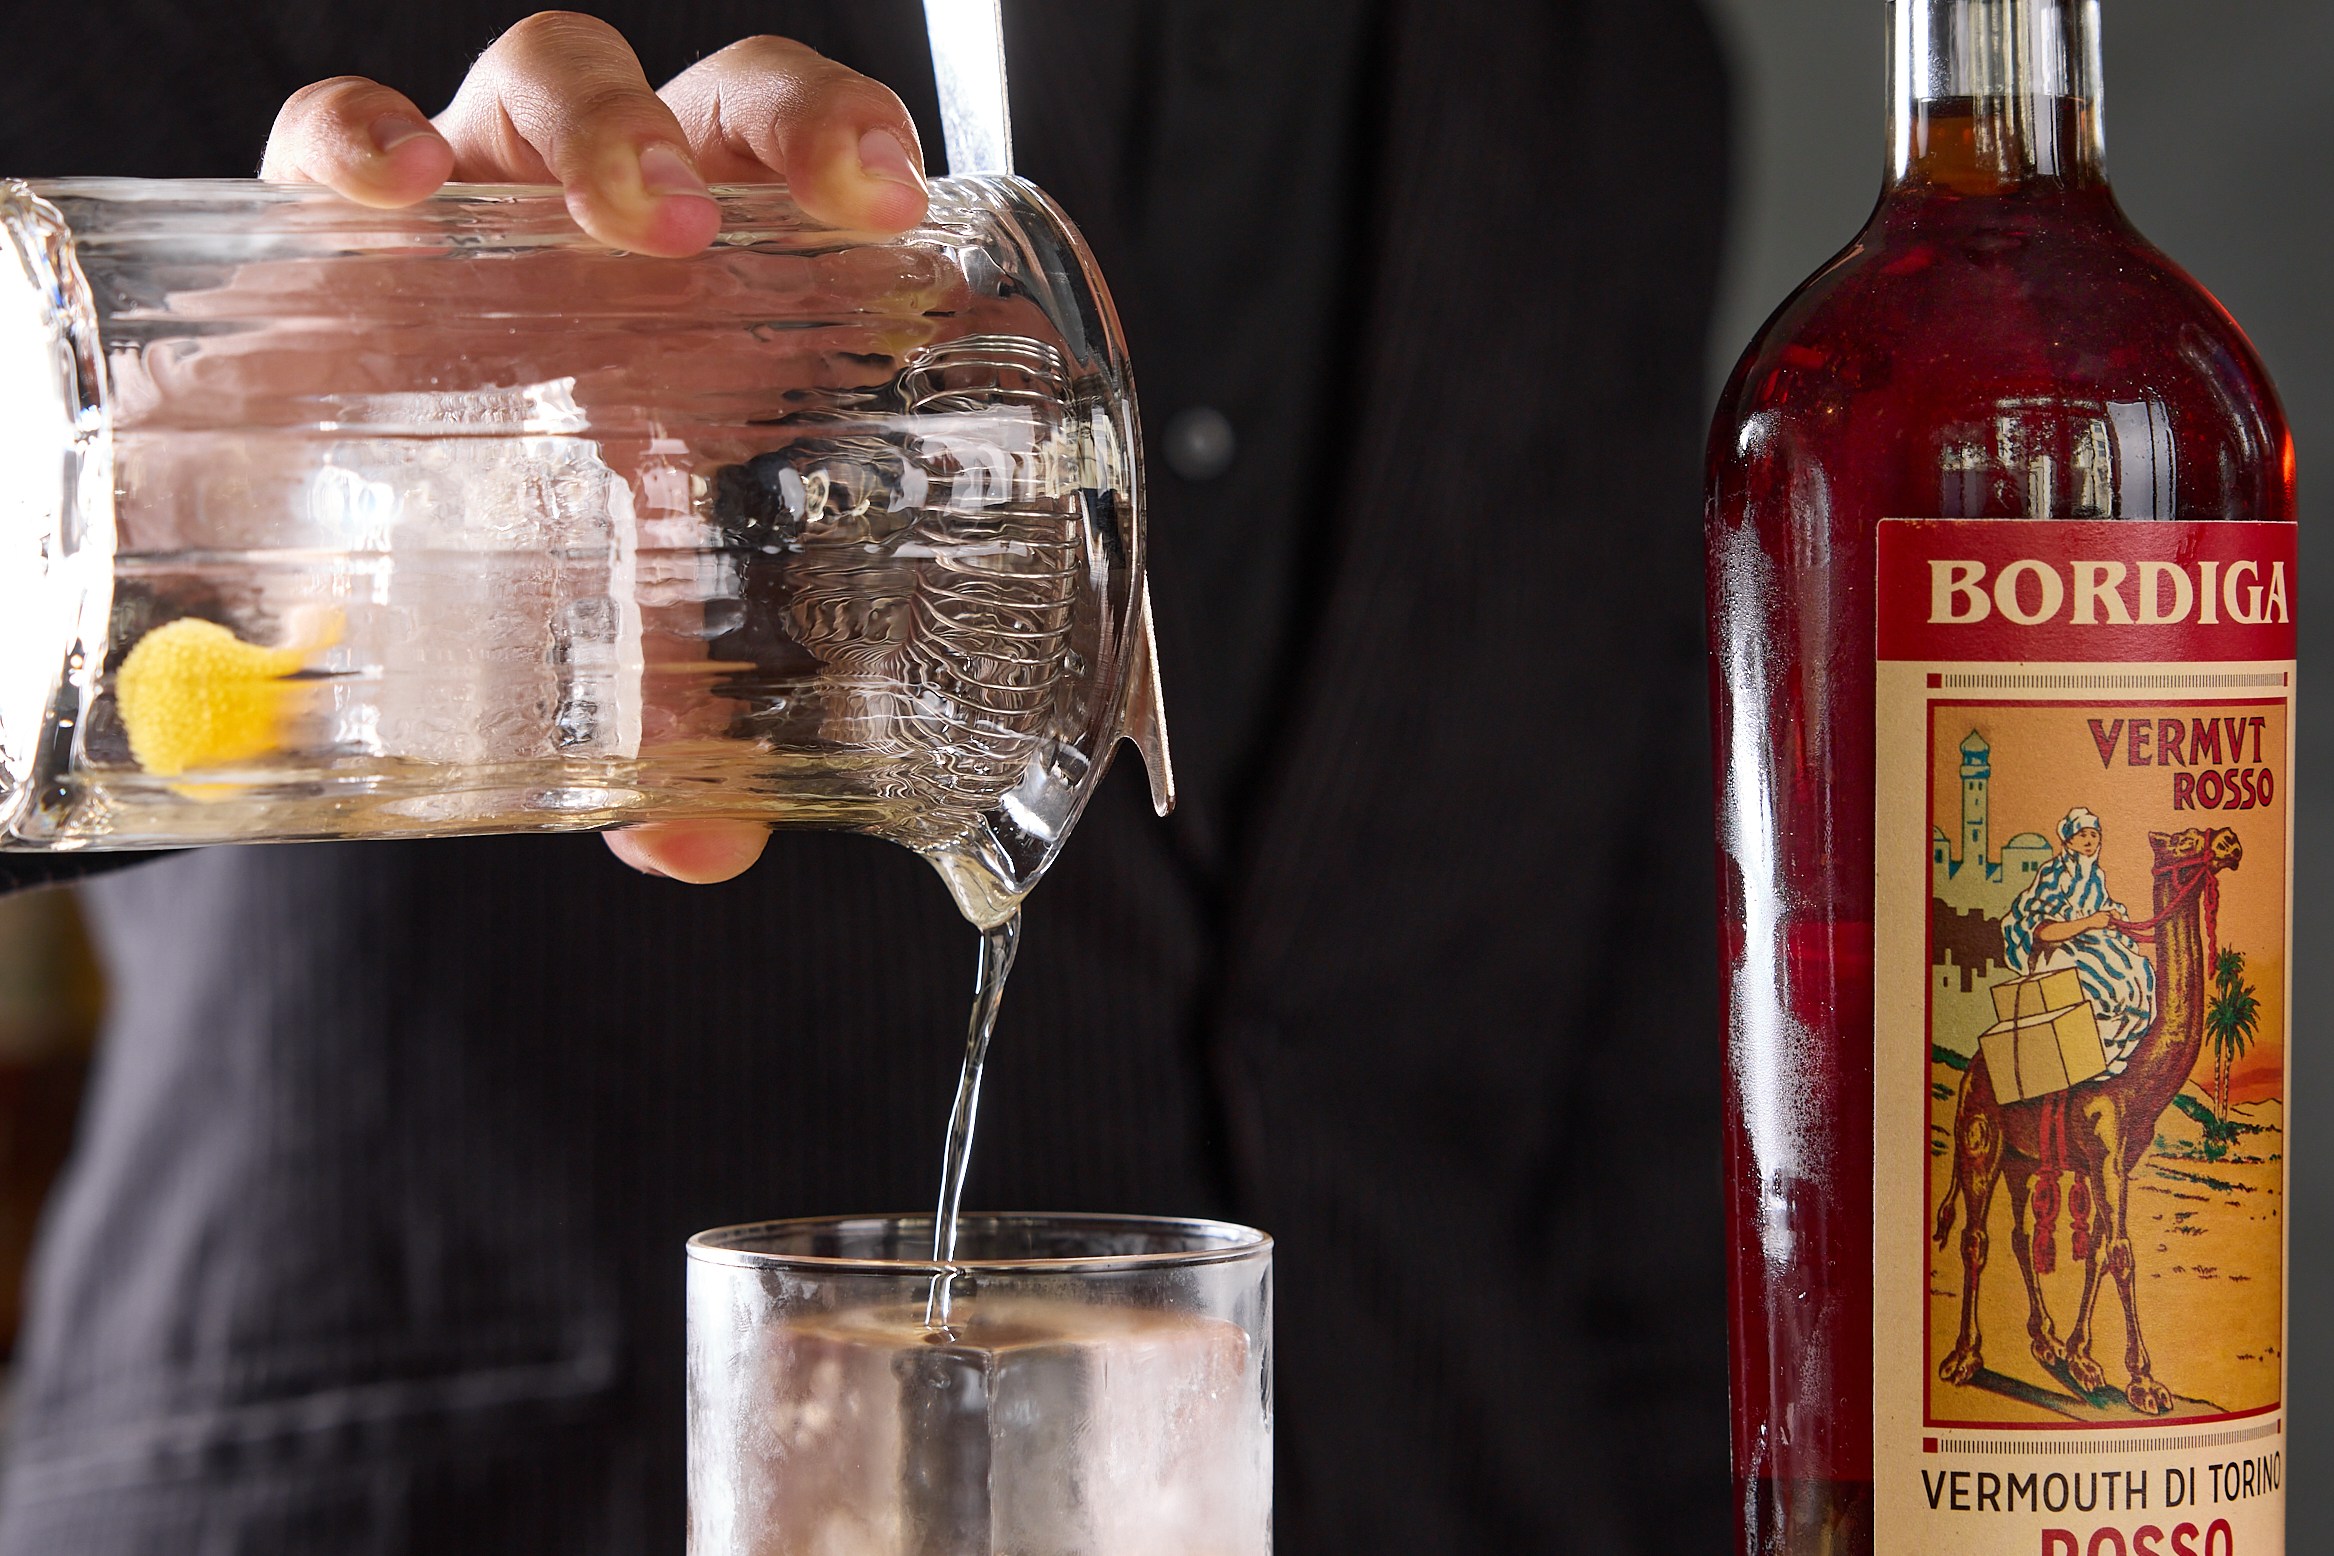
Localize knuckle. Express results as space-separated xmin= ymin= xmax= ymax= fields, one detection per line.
xmin=474 ymin=11 xmax=675 ymax=154
xmin=808 ymin=74 xmax=916 ymax=137
xmin=278 ymin=75 xmax=383 ymax=122
xmin=492 ymin=9 xmax=631 ymax=63
xmin=823 ymin=70 xmax=908 ymax=115
xmin=726 ymin=32 xmax=799 ymax=52
xmin=561 ymin=80 xmax=676 ymax=137
xmin=706 ymin=33 xmax=819 ymax=66
xmin=701 ymin=34 xmax=899 ymax=112
xmin=266 ymin=76 xmax=408 ymax=175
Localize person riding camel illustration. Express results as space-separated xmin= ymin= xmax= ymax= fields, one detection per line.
xmin=2001 ymin=806 xmax=2158 ymax=1069
xmin=1940 ymin=812 xmax=2243 ymax=1416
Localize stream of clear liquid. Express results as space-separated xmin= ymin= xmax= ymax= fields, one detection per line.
xmin=923 ymin=908 xmax=1023 ymax=1331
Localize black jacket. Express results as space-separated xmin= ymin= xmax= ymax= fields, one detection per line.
xmin=0 ymin=2 xmax=1732 ymax=1550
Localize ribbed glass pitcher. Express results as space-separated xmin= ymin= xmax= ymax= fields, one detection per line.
xmin=0 ymin=175 xmax=1169 ymax=925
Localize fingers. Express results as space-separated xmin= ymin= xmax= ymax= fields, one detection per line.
xmin=435 ymin=11 xmax=721 ymax=256
xmin=261 ymin=76 xmax=456 ymax=206
xmin=268 ymin=18 xmax=926 ymax=253
xmin=661 ymin=35 xmax=928 ymax=232
xmin=605 ymin=821 xmax=770 ymax=884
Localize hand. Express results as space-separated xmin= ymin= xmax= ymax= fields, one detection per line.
xmin=2037 ymin=909 xmax=2117 ymax=946
xmin=263 ymin=12 xmax=933 ymax=883
xmin=262 ymin=11 xmax=928 ymax=252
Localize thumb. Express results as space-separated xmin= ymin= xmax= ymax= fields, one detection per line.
xmin=605 ymin=820 xmax=769 ymax=884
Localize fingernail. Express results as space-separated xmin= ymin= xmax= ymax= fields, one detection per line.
xmin=369 ymin=115 xmax=434 ymax=155
xmin=638 ymin=143 xmax=710 ymax=197
xmin=617 ymin=843 xmax=672 ymax=879
xmin=857 ymin=128 xmax=924 ymax=190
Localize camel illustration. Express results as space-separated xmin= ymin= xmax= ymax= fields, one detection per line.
xmin=1933 ymin=824 xmax=2242 ymax=1417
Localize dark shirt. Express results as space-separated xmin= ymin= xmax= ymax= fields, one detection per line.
xmin=0 ymin=3 xmax=1732 ymax=1551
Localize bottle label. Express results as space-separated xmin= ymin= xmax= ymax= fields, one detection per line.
xmin=1874 ymin=519 xmax=2295 ymax=1555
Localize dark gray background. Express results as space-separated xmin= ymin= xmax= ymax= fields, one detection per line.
xmin=1705 ymin=0 xmax=2333 ymax=1534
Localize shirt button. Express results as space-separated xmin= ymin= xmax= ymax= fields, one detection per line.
xmin=1162 ymin=406 xmax=1237 ymax=482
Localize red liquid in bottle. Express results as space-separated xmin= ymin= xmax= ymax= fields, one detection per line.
xmin=1704 ymin=80 xmax=2292 ymax=1553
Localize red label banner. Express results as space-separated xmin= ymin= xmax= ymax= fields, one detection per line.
xmin=1877 ymin=519 xmax=2297 ymax=663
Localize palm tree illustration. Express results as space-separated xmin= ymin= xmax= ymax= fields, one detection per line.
xmin=2204 ymin=947 xmax=2261 ymax=1155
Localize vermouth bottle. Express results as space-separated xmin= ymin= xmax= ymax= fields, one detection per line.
xmin=1707 ymin=3 xmax=2295 ymax=1553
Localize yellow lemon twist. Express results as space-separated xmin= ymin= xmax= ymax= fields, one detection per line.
xmin=115 ymin=618 xmax=314 ymax=778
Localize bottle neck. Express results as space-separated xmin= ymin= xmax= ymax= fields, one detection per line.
xmin=1888 ymin=0 xmax=2108 ymax=195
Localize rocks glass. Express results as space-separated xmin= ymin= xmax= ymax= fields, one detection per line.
xmin=686 ymin=1213 xmax=1272 ymax=1555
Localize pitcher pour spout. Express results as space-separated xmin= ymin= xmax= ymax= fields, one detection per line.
xmin=1124 ymin=581 xmax=1175 ymax=817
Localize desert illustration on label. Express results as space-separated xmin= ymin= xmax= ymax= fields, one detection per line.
xmin=1926 ymin=699 xmax=2285 ymax=1428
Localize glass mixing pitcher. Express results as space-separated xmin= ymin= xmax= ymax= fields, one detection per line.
xmin=0 ymin=175 xmax=1169 ymax=926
